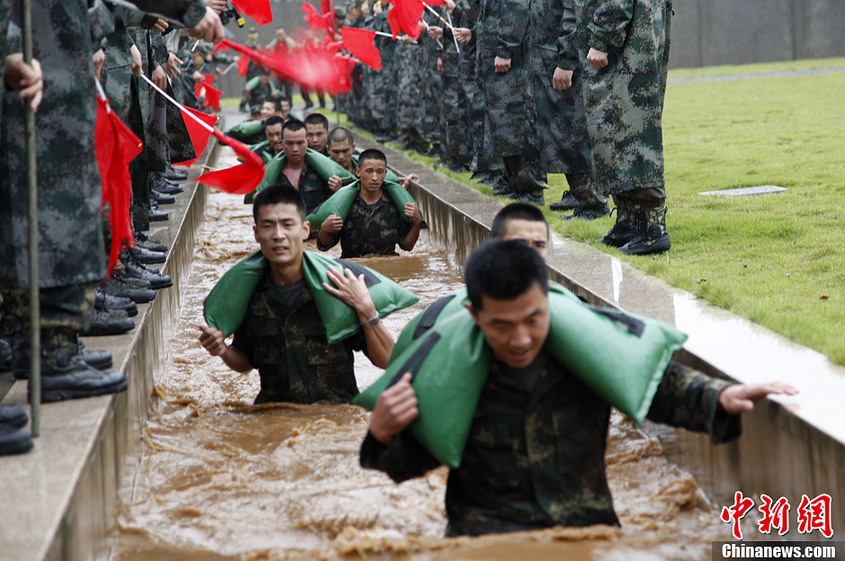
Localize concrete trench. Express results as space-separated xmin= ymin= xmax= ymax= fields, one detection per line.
xmin=1 ymin=109 xmax=842 ymax=560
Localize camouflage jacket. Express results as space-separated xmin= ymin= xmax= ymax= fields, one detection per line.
xmin=562 ymin=0 xmax=673 ymax=195
xmin=361 ymin=352 xmax=739 ymax=536
xmin=124 ymin=0 xmax=207 ymax=26
xmin=231 ymin=271 xmax=366 ymax=405
xmin=318 ymin=192 xmax=413 ymax=258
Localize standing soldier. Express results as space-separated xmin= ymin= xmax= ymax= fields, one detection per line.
xmin=476 ymin=0 xmax=545 ymax=203
xmin=528 ymin=0 xmax=608 ymax=219
xmin=561 ymin=0 xmax=673 ymax=254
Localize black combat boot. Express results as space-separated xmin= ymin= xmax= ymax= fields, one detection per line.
xmin=561 ymin=175 xmax=610 ymax=221
xmin=0 ymin=336 xmax=11 ymax=372
xmin=127 ymin=244 xmax=166 ymax=265
xmin=619 ymin=205 xmax=671 ymax=255
xmin=120 ymin=250 xmax=173 ymax=289
xmin=103 ymin=271 xmax=156 ymax=304
xmin=0 ymin=404 xmax=32 ymax=456
xmin=549 ymin=190 xmax=579 ymax=211
xmin=601 ymin=198 xmax=640 ymax=248
xmin=15 ymin=328 xmax=127 ymax=402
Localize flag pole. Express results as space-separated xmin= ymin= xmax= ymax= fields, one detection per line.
xmin=22 ymin=0 xmax=41 ymax=436
xmin=140 ymin=74 xmax=217 ymax=133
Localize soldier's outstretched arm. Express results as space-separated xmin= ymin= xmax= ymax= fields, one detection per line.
xmin=198 ymin=325 xmax=253 ymax=372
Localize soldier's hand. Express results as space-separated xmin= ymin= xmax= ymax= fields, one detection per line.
xmin=717 ymin=382 xmax=799 ymax=414
xmin=587 ymin=48 xmax=609 ymax=69
xmin=4 ymin=54 xmax=43 ymax=112
xmin=130 ymin=44 xmax=143 ymax=77
xmin=454 ymin=27 xmax=471 ymax=44
xmin=188 ymin=7 xmax=225 ymax=44
xmin=404 ymin=202 xmax=422 ymax=225
xmin=92 ymin=49 xmax=106 ymax=81
xmin=437 ymin=57 xmax=443 ymax=72
xmin=151 ymin=65 xmax=168 ymax=89
xmin=494 ymin=56 xmax=511 ymax=73
xmin=400 ymin=173 xmax=419 ymax=190
xmin=552 ymin=67 xmax=573 ymax=91
xmin=167 ymin=53 xmax=183 ymax=80
xmin=445 ymin=0 xmax=456 ymax=10
xmin=192 ymin=71 xmax=205 ymax=84
xmin=323 ymin=267 xmax=376 ymax=319
xmin=206 ymin=0 xmax=227 ymax=13
xmin=428 ymin=26 xmax=443 ymax=41
xmin=321 ymin=214 xmax=344 ymax=234
xmin=152 ymin=18 xmax=169 ymax=33
xmin=198 ymin=325 xmax=228 ymax=357
xmin=328 ymin=175 xmax=343 ymax=193
xmin=371 ymin=373 xmax=419 ymax=444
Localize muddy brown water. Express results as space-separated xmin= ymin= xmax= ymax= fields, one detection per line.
xmin=116 ymin=182 xmax=735 ymax=561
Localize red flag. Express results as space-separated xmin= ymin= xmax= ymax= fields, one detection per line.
xmin=302 ymin=2 xmax=333 ymax=33
xmin=173 ymin=106 xmax=218 ymax=167
xmin=237 ymin=53 xmax=250 ymax=76
xmin=340 ymin=27 xmax=382 ymax=70
xmin=195 ymin=81 xmax=222 ymax=111
xmin=232 ymin=0 xmax=273 ymax=25
xmin=198 ymin=130 xmax=265 ymax=194
xmin=201 ymin=73 xmax=216 ymax=85
xmin=387 ymin=0 xmax=424 ymax=38
xmin=95 ymin=97 xmax=144 ymax=275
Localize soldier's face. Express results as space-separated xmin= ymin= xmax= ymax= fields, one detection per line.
xmin=468 ymin=282 xmax=550 ymax=369
xmin=282 ymin=128 xmax=307 ymax=164
xmin=501 ymin=219 xmax=549 ymax=260
xmin=265 ymin=124 xmax=283 ymax=154
xmin=280 ymin=101 xmax=291 ymax=117
xmin=306 ymin=123 xmax=328 ymax=153
xmin=260 ymin=102 xmax=276 ymax=121
xmin=356 ymin=158 xmax=387 ymax=194
xmin=253 ymin=203 xmax=309 ymax=271
xmin=328 ymin=139 xmax=354 ymax=170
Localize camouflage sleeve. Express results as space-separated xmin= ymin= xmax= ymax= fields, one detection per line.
xmin=149 ymin=31 xmax=168 ymax=69
xmin=360 ymin=430 xmax=442 ymax=483
xmin=646 ymin=362 xmax=742 ymax=444
xmin=586 ymin=0 xmax=634 ymax=54
xmin=495 ymin=0 xmax=529 ymax=59
xmin=315 ymin=230 xmax=341 ymax=252
xmin=89 ymin=0 xmax=116 ymax=45
xmin=556 ymin=0 xmax=579 ymax=70
xmin=123 ymin=0 xmax=207 ymax=27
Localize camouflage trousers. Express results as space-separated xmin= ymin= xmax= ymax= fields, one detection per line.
xmin=439 ymin=74 xmax=471 ymax=165
xmin=0 ymin=282 xmax=96 ymax=337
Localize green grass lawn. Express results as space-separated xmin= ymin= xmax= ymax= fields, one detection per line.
xmin=220 ymin=60 xmax=844 ymax=364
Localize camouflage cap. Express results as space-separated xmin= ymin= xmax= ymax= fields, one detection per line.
xmin=248 ymin=26 xmax=258 ymax=33
xmin=195 ymin=41 xmax=214 ymax=57
xmin=335 ymin=7 xmax=346 ymax=17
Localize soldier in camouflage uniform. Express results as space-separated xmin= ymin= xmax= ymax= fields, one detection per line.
xmin=199 ymin=185 xmax=394 ymax=404
xmin=417 ymin=18 xmax=442 ymax=156
xmin=561 ymin=0 xmax=673 ymax=254
xmin=528 ymin=0 xmax=608 ymax=219
xmin=394 ymin=35 xmax=427 ymax=152
xmin=0 ymin=0 xmax=128 ymax=401
xmin=475 ymin=0 xmax=545 ymax=203
xmin=361 ymin=240 xmax=797 ymax=536
xmin=317 ymin=149 xmax=422 ymax=258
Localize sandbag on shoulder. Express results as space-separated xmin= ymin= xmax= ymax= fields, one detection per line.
xmin=243 ymin=149 xmax=356 ymax=204
xmin=306 ymin=179 xmax=418 ymax=232
xmin=354 ymin=284 xmax=688 ymax=468
xmin=227 ymin=119 xmax=265 ymax=143
xmin=203 ymin=250 xmax=419 ymax=343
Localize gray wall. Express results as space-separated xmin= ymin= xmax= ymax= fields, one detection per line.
xmin=670 ymin=0 xmax=845 ymax=68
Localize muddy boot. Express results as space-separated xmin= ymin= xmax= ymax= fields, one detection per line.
xmin=562 ymin=176 xmax=610 ymax=221
xmin=619 ymin=205 xmax=671 ymax=255
xmin=601 ymin=198 xmax=640 ymax=248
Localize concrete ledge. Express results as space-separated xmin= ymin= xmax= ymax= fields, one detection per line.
xmin=362 ymin=139 xmax=844 ymax=524
xmin=0 ymin=140 xmax=217 ymax=561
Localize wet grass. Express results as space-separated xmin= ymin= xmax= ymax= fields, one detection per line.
xmin=219 ymin=62 xmax=844 ymax=364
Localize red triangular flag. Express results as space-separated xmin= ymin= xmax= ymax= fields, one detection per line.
xmin=237 ymin=53 xmax=250 ymax=76
xmin=201 ymin=73 xmax=216 ymax=85
xmin=96 ymin=96 xmax=144 ymax=275
xmin=387 ymin=0 xmax=424 ymax=38
xmin=194 ymin=82 xmax=222 ymax=111
xmin=198 ymin=130 xmax=265 ymax=194
xmin=173 ymin=106 xmax=218 ymax=167
xmin=232 ymin=0 xmax=273 ymax=25
xmin=302 ymin=2 xmax=330 ymax=32
xmin=340 ymin=27 xmax=382 ymax=70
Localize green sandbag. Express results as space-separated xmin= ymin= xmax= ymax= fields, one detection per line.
xmin=243 ymin=148 xmax=356 ymax=204
xmin=203 ymin=250 xmax=419 ymax=344
xmin=351 ymin=153 xmax=401 ymax=183
xmin=227 ymin=119 xmax=264 ymax=142
xmin=354 ymin=283 xmax=688 ymax=468
xmin=306 ymin=179 xmax=417 ymax=232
